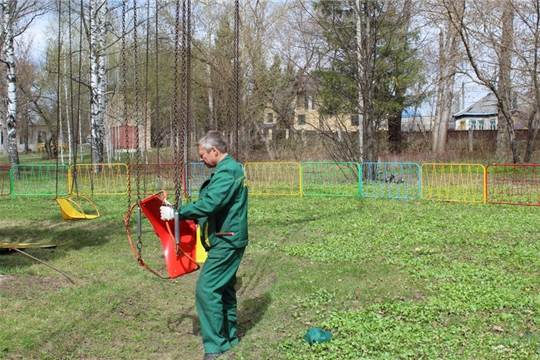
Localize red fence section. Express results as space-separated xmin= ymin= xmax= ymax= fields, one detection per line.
xmin=486 ymin=164 xmax=540 ymax=206
xmin=127 ymin=163 xmax=179 ymax=198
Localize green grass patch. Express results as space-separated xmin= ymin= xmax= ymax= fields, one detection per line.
xmin=0 ymin=194 xmax=539 ymax=359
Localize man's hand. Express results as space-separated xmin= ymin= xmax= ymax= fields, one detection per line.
xmin=160 ymin=205 xmax=175 ymax=221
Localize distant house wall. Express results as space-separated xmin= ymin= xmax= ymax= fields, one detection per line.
xmin=0 ymin=124 xmax=50 ymax=154
xmin=452 ymin=92 xmax=532 ymax=131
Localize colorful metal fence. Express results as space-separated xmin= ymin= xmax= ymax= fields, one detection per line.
xmin=421 ymin=163 xmax=486 ymax=203
xmin=302 ymin=162 xmax=360 ymax=196
xmin=127 ymin=163 xmax=177 ymax=198
xmin=70 ymin=163 xmax=129 ymax=196
xmin=486 ymin=164 xmax=540 ymax=206
xmin=2 ymin=161 xmax=540 ymax=207
xmin=244 ymin=162 xmax=302 ymax=196
xmin=186 ymin=162 xmax=213 ymax=197
xmin=10 ymin=164 xmax=70 ymax=197
xmin=361 ymin=162 xmax=421 ymax=199
xmin=0 ymin=164 xmax=10 ymax=196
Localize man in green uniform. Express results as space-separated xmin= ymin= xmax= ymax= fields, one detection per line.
xmin=160 ymin=131 xmax=248 ymax=360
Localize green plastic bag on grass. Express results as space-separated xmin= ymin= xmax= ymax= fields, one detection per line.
xmin=303 ymin=327 xmax=333 ymax=345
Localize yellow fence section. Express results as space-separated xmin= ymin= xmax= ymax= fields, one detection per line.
xmin=244 ymin=162 xmax=302 ymax=196
xmin=70 ymin=163 xmax=129 ymax=196
xmin=421 ymin=163 xmax=486 ymax=203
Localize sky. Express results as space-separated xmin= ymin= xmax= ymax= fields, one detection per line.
xmin=20 ymin=12 xmax=52 ymax=62
xmin=20 ymin=5 xmax=490 ymax=118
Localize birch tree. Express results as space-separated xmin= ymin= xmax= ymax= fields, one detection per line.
xmin=0 ymin=0 xmax=45 ymax=172
xmin=88 ymin=0 xmax=107 ymax=165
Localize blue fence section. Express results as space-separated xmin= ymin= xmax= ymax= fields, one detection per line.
xmin=185 ymin=162 xmax=212 ymax=197
xmin=361 ymin=162 xmax=421 ymax=199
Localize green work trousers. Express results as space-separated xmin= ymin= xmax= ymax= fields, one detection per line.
xmin=196 ymin=246 xmax=246 ymax=354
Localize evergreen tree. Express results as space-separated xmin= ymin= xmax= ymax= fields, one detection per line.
xmin=314 ymin=0 xmax=424 ymax=155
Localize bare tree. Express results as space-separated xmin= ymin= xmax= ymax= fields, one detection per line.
xmin=445 ymin=0 xmax=520 ymax=162
xmin=429 ymin=0 xmax=462 ymax=153
xmin=511 ymin=0 xmax=540 ymax=162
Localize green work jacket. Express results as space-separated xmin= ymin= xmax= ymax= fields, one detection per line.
xmin=179 ymin=155 xmax=248 ymax=249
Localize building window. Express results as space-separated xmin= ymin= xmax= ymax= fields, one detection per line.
xmin=351 ymin=115 xmax=359 ymax=126
xmin=266 ymin=112 xmax=273 ymax=123
xmin=478 ymin=119 xmax=484 ymax=130
xmin=490 ymin=119 xmax=497 ymax=130
xmin=469 ymin=119 xmax=476 ymax=130
xmin=298 ymin=114 xmax=306 ymax=125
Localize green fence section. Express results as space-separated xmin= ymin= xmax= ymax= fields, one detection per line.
xmin=422 ymin=163 xmax=486 ymax=203
xmin=10 ymin=164 xmax=70 ymax=197
xmin=244 ymin=162 xmax=302 ymax=196
xmin=486 ymin=164 xmax=540 ymax=206
xmin=302 ymin=162 xmax=360 ymax=196
xmin=361 ymin=162 xmax=421 ymax=199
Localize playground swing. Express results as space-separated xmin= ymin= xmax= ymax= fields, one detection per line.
xmin=125 ymin=190 xmax=203 ymax=278
xmin=55 ymin=167 xmax=100 ymax=221
xmin=52 ymin=0 xmax=100 ymax=222
xmin=123 ymin=0 xmax=205 ymax=279
xmin=56 ymin=195 xmax=100 ymax=221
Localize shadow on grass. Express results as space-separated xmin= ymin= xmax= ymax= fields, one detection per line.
xmin=237 ymin=292 xmax=272 ymax=338
xmin=164 ymin=280 xmax=272 ymax=340
xmin=167 ymin=306 xmax=201 ymax=336
xmin=0 ymin=214 xmax=123 ymax=272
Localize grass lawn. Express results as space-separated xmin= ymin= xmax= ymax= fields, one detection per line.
xmin=1 ymin=194 xmax=539 ymax=359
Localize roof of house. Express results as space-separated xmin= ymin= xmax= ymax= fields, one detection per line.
xmin=402 ymin=108 xmax=422 ymax=118
xmin=453 ymin=93 xmax=498 ymax=118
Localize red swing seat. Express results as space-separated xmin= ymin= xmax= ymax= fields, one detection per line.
xmin=127 ymin=191 xmax=199 ymax=278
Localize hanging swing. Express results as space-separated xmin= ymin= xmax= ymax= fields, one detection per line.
xmin=56 ymin=169 xmax=100 ymax=221
xmin=56 ymin=195 xmax=100 ymax=221
xmin=125 ymin=190 xmax=202 ymax=278
xmin=54 ymin=0 xmax=99 ymax=222
xmin=123 ymin=0 xmax=202 ymax=279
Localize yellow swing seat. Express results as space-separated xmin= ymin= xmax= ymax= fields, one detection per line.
xmin=56 ymin=196 xmax=100 ymax=221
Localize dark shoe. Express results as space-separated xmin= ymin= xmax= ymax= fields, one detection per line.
xmin=202 ymin=352 xmax=223 ymax=360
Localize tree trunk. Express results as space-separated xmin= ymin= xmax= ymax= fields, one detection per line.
xmin=356 ymin=0 xmax=377 ymax=163
xmin=388 ymin=111 xmax=402 ymax=154
xmin=1 ymin=0 xmax=20 ymax=178
xmin=89 ymin=0 xmax=107 ymax=166
xmin=432 ymin=28 xmax=457 ymax=153
xmin=496 ymin=3 xmax=519 ymax=163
